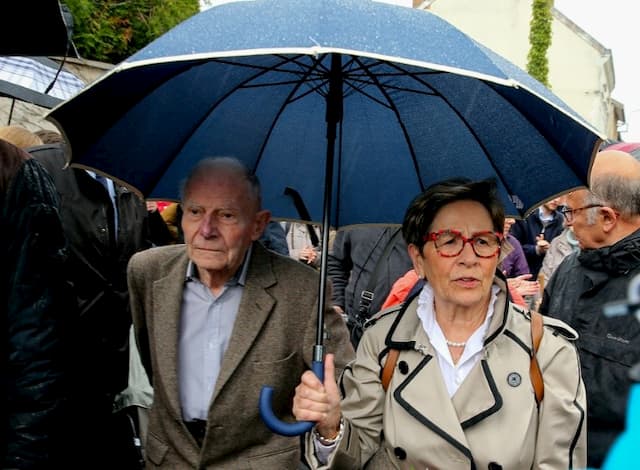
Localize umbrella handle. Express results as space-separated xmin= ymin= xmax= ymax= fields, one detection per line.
xmin=259 ymin=359 xmax=324 ymax=436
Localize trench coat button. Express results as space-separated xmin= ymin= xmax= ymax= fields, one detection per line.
xmin=398 ymin=361 xmax=409 ymax=374
xmin=488 ymin=463 xmax=503 ymax=469
xmin=507 ymin=372 xmax=521 ymax=387
xmin=394 ymin=447 xmax=407 ymax=460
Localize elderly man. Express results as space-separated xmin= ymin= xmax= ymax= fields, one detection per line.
xmin=127 ymin=157 xmax=353 ymax=468
xmin=540 ymin=149 xmax=640 ymax=467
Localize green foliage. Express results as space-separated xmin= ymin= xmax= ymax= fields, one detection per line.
xmin=527 ymin=0 xmax=553 ymax=88
xmin=63 ymin=0 xmax=199 ymax=64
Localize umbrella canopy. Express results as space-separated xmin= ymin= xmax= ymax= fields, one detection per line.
xmin=0 ymin=56 xmax=86 ymax=110
xmin=49 ymin=0 xmax=602 ymax=226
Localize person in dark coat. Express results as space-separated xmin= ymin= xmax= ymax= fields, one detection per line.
xmin=510 ymin=198 xmax=564 ymax=278
xmin=328 ymin=226 xmax=413 ymax=347
xmin=1 ymin=139 xmax=71 ymax=468
xmin=540 ymin=148 xmax=640 ymax=467
xmin=30 ymin=141 xmax=152 ymax=469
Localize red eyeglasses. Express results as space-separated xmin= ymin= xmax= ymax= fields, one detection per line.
xmin=423 ymin=229 xmax=503 ymax=258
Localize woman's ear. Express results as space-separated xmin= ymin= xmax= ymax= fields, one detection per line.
xmin=408 ymin=244 xmax=425 ymax=278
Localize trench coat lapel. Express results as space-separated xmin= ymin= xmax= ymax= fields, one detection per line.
xmin=152 ymin=252 xmax=190 ymax=421
xmin=211 ymin=243 xmax=276 ymax=403
xmin=452 ymin=359 xmax=503 ymax=428
xmin=389 ymin=305 xmax=472 ymax=455
xmin=393 ymin=330 xmax=471 ymax=455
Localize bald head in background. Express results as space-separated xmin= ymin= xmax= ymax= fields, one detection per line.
xmin=564 ymin=148 xmax=640 ymax=250
xmin=591 ymin=148 xmax=640 ymax=184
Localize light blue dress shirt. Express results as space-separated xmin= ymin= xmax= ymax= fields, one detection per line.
xmin=178 ymin=247 xmax=252 ymax=422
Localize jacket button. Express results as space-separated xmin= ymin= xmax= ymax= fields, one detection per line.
xmin=398 ymin=361 xmax=409 ymax=374
xmin=488 ymin=463 xmax=502 ymax=470
xmin=394 ymin=447 xmax=407 ymax=460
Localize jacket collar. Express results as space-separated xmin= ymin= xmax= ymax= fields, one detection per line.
xmin=578 ymin=228 xmax=640 ymax=276
xmin=385 ymin=274 xmax=510 ymax=350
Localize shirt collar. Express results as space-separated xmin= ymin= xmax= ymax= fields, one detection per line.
xmin=416 ymin=282 xmax=499 ymax=366
xmin=184 ymin=244 xmax=253 ymax=287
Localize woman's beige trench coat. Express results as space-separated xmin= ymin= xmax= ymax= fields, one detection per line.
xmin=304 ymin=276 xmax=586 ymax=469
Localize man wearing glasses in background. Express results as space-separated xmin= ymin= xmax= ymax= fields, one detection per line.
xmin=540 ymin=148 xmax=640 ymax=468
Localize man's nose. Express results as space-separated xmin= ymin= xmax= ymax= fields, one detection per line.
xmin=199 ymin=213 xmax=218 ymax=238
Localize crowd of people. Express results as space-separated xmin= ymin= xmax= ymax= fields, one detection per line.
xmin=2 ymin=123 xmax=640 ymax=469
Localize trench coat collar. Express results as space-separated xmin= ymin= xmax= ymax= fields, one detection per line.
xmin=385 ymin=273 xmax=510 ymax=350
xmin=385 ymin=275 xmax=509 ymax=459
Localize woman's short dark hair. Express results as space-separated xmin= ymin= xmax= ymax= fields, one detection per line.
xmin=402 ymin=178 xmax=505 ymax=250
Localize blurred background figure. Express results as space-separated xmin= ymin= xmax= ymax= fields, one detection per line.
xmin=23 ymin=128 xmax=153 ymax=469
xmin=539 ymin=225 xmax=580 ymax=282
xmin=328 ymin=226 xmax=413 ymax=347
xmin=500 ymin=216 xmax=530 ymax=278
xmin=1 ymin=138 xmax=72 ymax=468
xmin=510 ymin=197 xmax=565 ymax=279
xmin=0 ymin=125 xmax=43 ymax=148
xmin=282 ymin=221 xmax=322 ymax=267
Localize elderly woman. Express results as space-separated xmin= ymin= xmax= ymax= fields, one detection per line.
xmin=293 ymin=178 xmax=586 ymax=469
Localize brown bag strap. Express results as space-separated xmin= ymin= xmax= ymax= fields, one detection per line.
xmin=530 ymin=310 xmax=545 ymax=405
xmin=381 ymin=348 xmax=400 ymax=392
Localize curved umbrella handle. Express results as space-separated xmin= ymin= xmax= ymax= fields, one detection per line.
xmin=259 ymin=359 xmax=324 ymax=436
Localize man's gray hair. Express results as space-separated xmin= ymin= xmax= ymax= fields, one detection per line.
xmin=180 ymin=156 xmax=262 ymax=207
xmin=590 ymin=173 xmax=640 ymax=219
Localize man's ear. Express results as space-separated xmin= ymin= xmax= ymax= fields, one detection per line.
xmin=600 ymin=207 xmax=618 ymax=233
xmin=252 ymin=209 xmax=272 ymax=240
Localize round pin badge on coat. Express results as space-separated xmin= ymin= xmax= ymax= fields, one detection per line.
xmin=507 ymin=372 xmax=522 ymax=387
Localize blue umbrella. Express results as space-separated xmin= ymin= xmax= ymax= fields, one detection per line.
xmin=48 ymin=0 xmax=603 ymax=435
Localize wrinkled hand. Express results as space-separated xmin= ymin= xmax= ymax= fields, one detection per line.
xmin=507 ymin=274 xmax=540 ymax=297
xmin=292 ymin=354 xmax=342 ymax=439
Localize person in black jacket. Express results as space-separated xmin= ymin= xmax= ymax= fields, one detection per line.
xmin=30 ymin=140 xmax=152 ymax=469
xmin=510 ymin=198 xmax=564 ymax=279
xmin=1 ymin=139 xmax=71 ymax=469
xmin=328 ymin=226 xmax=412 ymax=347
xmin=540 ymin=148 xmax=640 ymax=467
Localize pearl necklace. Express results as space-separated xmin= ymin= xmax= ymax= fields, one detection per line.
xmin=445 ymin=339 xmax=466 ymax=348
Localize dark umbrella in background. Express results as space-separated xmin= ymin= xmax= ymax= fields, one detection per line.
xmin=48 ymin=0 xmax=604 ymax=435
xmin=0 ymin=56 xmax=85 ymax=123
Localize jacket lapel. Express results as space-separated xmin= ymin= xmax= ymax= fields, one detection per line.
xmin=389 ymin=304 xmax=473 ymax=459
xmin=210 ymin=243 xmax=276 ymax=403
xmin=452 ymin=359 xmax=503 ymax=428
xmin=152 ymin=251 xmax=190 ymax=421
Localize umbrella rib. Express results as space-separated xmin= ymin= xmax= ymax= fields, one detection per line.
xmin=163 ymin=54 xmax=314 ymax=185
xmin=254 ymin=56 xmax=328 ymax=171
xmin=384 ymin=60 xmax=512 ymax=192
xmin=212 ymin=56 xmax=328 ymax=83
xmin=351 ymin=55 xmax=424 ymax=190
